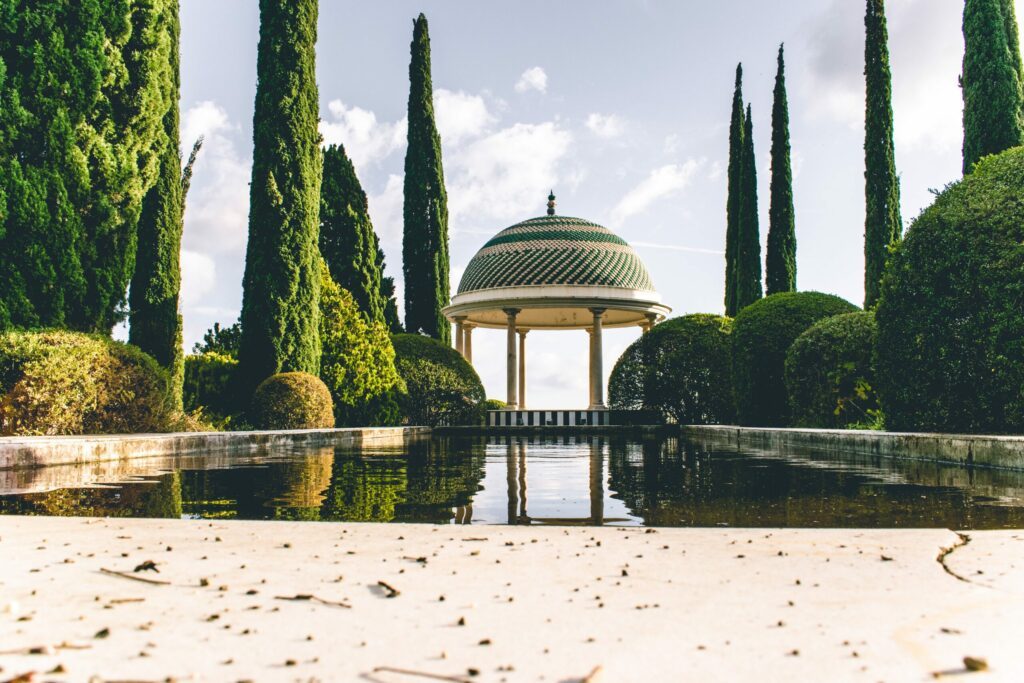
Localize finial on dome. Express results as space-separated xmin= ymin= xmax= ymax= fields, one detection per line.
xmin=547 ymin=190 xmax=556 ymax=216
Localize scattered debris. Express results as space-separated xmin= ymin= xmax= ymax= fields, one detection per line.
xmin=99 ymin=568 xmax=169 ymax=586
xmin=133 ymin=560 xmax=159 ymax=573
xmin=371 ymin=666 xmax=473 ymax=682
xmin=274 ymin=594 xmax=351 ymax=609
xmin=377 ymin=581 xmax=400 ymax=598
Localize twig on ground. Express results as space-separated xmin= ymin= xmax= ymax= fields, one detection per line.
xmin=371 ymin=666 xmax=472 ymax=682
xmin=377 ymin=581 xmax=400 ymax=598
xmin=274 ymin=594 xmax=351 ymax=609
xmin=99 ymin=568 xmax=170 ymax=586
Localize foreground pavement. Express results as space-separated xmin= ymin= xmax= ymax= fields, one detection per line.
xmin=0 ymin=517 xmax=1021 ymax=682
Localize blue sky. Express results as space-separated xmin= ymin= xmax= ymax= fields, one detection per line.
xmin=174 ymin=0 xmax=1013 ymax=407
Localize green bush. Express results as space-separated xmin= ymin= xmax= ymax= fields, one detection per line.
xmin=0 ymin=330 xmax=177 ymax=435
xmin=183 ymin=352 xmax=239 ymax=425
xmin=785 ymin=311 xmax=880 ymax=429
xmin=732 ymin=292 xmax=858 ymax=426
xmin=250 ymin=372 xmax=335 ymax=430
xmin=392 ymin=334 xmax=485 ymax=426
xmin=319 ymin=264 xmax=404 ymax=426
xmin=876 ymin=146 xmax=1024 ymax=433
xmin=609 ymin=314 xmax=734 ymax=424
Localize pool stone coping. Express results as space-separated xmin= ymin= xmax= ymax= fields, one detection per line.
xmin=682 ymin=425 xmax=1024 ymax=470
xmin=0 ymin=426 xmax=430 ymax=471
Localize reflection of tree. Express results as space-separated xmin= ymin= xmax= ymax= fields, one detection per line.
xmin=398 ymin=437 xmax=486 ymax=522
xmin=319 ymin=457 xmax=407 ymax=522
xmin=272 ymin=452 xmax=335 ymax=521
xmin=0 ymin=472 xmax=182 ymax=519
xmin=606 ymin=439 xmax=1024 ymax=528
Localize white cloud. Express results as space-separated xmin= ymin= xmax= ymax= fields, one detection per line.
xmin=514 ymin=66 xmax=548 ymax=94
xmin=180 ymin=249 xmax=216 ymax=308
xmin=585 ymin=113 xmax=625 ymax=139
xmin=610 ymin=161 xmax=702 ymax=226
xmin=320 ymin=99 xmax=407 ymax=168
xmin=181 ymin=101 xmax=250 ymax=254
xmin=446 ymin=122 xmax=573 ymax=224
xmin=585 ymin=112 xmax=622 ymax=139
xmin=367 ymin=173 xmax=405 ymax=246
xmin=434 ymin=89 xmax=494 ymax=145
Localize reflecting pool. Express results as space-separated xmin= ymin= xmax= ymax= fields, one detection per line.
xmin=2 ymin=435 xmax=1024 ymax=528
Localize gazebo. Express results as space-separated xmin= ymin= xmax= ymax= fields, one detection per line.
xmin=443 ymin=193 xmax=670 ymax=424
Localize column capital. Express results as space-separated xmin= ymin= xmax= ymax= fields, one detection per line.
xmin=503 ymin=307 xmax=521 ymax=318
xmin=518 ymin=328 xmax=529 ymax=337
xmin=588 ymin=307 xmax=607 ymax=317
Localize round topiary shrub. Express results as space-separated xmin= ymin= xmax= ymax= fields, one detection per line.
xmin=0 ymin=330 xmax=177 ymax=435
xmin=784 ymin=311 xmax=880 ymax=429
xmin=391 ymin=333 xmax=485 ymax=426
xmin=609 ymin=314 xmax=734 ymax=424
xmin=732 ymin=292 xmax=858 ymax=426
xmin=318 ymin=264 xmax=404 ymax=427
xmin=250 ymin=372 xmax=335 ymax=430
xmin=876 ymin=146 xmax=1024 ymax=433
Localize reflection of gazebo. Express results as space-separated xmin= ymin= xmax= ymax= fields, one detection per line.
xmin=443 ymin=194 xmax=670 ymax=412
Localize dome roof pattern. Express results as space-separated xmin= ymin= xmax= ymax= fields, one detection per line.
xmin=457 ymin=215 xmax=655 ymax=294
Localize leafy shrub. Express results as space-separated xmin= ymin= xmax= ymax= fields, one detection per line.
xmin=250 ymin=372 xmax=334 ymax=430
xmin=0 ymin=330 xmax=177 ymax=435
xmin=876 ymin=146 xmax=1024 ymax=433
xmin=732 ymin=292 xmax=858 ymax=426
xmin=480 ymin=398 xmax=506 ymax=424
xmin=192 ymin=321 xmax=242 ymax=358
xmin=391 ymin=334 xmax=485 ymax=426
xmin=785 ymin=311 xmax=880 ymax=429
xmin=318 ymin=265 xmax=404 ymax=426
xmin=183 ymin=352 xmax=239 ymax=426
xmin=609 ymin=314 xmax=734 ymax=424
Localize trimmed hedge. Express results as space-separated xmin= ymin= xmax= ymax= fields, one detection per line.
xmin=319 ymin=264 xmax=404 ymax=427
xmin=392 ymin=334 xmax=485 ymax=426
xmin=876 ymin=146 xmax=1024 ymax=433
xmin=0 ymin=330 xmax=177 ymax=435
xmin=785 ymin=311 xmax=880 ymax=429
xmin=250 ymin=372 xmax=334 ymax=430
xmin=732 ymin=292 xmax=858 ymax=426
xmin=183 ymin=352 xmax=239 ymax=425
xmin=609 ymin=314 xmax=734 ymax=424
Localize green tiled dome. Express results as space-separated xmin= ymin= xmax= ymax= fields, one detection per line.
xmin=457 ymin=215 xmax=655 ymax=294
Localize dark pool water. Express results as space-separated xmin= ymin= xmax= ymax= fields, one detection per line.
xmin=3 ymin=436 xmax=1024 ymax=529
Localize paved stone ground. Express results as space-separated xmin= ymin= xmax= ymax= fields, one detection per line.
xmin=0 ymin=517 xmax=1021 ymax=682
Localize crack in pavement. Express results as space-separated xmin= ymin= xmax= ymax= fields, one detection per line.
xmin=936 ymin=532 xmax=980 ymax=585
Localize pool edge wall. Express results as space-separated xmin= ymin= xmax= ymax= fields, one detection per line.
xmin=681 ymin=425 xmax=1024 ymax=470
xmin=0 ymin=427 xmax=432 ymax=471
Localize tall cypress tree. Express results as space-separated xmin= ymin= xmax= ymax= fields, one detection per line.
xmin=402 ymin=14 xmax=450 ymax=343
xmin=130 ymin=0 xmax=184 ymax=409
xmin=238 ymin=0 xmax=323 ymax=393
xmin=1003 ymin=0 xmax=1024 ymax=87
xmin=724 ymin=64 xmax=745 ymax=317
xmin=864 ymin=0 xmax=902 ymax=308
xmin=766 ymin=44 xmax=796 ymax=295
xmin=735 ymin=104 xmax=762 ymax=311
xmin=320 ymin=144 xmax=386 ymax=323
xmin=962 ymin=0 xmax=1024 ymax=173
xmin=0 ymin=0 xmax=173 ymax=333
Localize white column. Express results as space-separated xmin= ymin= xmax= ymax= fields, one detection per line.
xmin=463 ymin=324 xmax=475 ymax=364
xmin=504 ymin=308 xmax=519 ymax=409
xmin=589 ymin=308 xmax=606 ymax=409
xmin=518 ymin=329 xmax=528 ymax=410
xmin=454 ymin=317 xmax=466 ymax=356
xmin=587 ymin=329 xmax=594 ymax=405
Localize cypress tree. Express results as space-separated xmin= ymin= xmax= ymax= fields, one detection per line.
xmin=735 ymin=104 xmax=763 ymax=311
xmin=962 ymin=0 xmax=1024 ymax=173
xmin=402 ymin=14 xmax=450 ymax=343
xmin=238 ymin=0 xmax=323 ymax=394
xmin=766 ymin=44 xmax=796 ymax=296
xmin=0 ymin=0 xmax=173 ymax=333
xmin=320 ymin=144 xmax=386 ymax=323
xmin=1003 ymin=0 xmax=1024 ymax=87
xmin=724 ymin=64 xmax=745 ymax=317
xmin=864 ymin=0 xmax=902 ymax=308
xmin=130 ymin=0 xmax=184 ymax=409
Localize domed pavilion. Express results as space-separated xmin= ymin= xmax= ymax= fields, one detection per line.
xmin=443 ymin=193 xmax=670 ymax=422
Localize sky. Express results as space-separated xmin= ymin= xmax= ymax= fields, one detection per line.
xmin=170 ymin=0 xmax=1020 ymax=408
